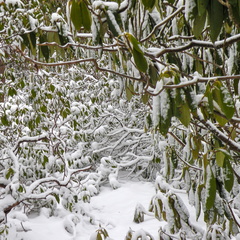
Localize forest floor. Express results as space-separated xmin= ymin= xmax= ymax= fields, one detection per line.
xmin=8 ymin=176 xmax=206 ymax=240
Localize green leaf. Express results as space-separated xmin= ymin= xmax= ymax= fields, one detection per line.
xmin=216 ymin=149 xmax=225 ymax=167
xmin=18 ymin=185 xmax=24 ymax=193
xmin=149 ymin=63 xmax=159 ymax=87
xmin=61 ymin=108 xmax=70 ymax=119
xmin=177 ymin=101 xmax=191 ymax=127
xmin=214 ymin=113 xmax=228 ymax=126
xmin=208 ymin=0 xmax=224 ymax=42
xmin=212 ymin=81 xmax=235 ymax=121
xmin=43 ymin=155 xmax=48 ymax=168
xmin=6 ymin=168 xmax=14 ymax=179
xmin=20 ymin=33 xmax=30 ymax=49
xmin=97 ymin=232 xmax=103 ymax=240
xmin=1 ymin=114 xmax=9 ymax=126
xmin=126 ymin=82 xmax=134 ymax=101
xmin=159 ymin=90 xmax=172 ymax=135
xmin=8 ymin=87 xmax=17 ymax=97
xmin=105 ymin=11 xmax=120 ymax=37
xmin=39 ymin=34 xmax=49 ymax=62
xmin=141 ymin=93 xmax=149 ymax=104
xmin=50 ymin=84 xmax=55 ymax=92
xmin=175 ymin=89 xmax=191 ymax=127
xmin=28 ymin=32 xmax=36 ymax=55
xmin=196 ymin=184 xmax=204 ymax=220
xmin=193 ymin=11 xmax=206 ymax=38
xmin=80 ymin=0 xmax=92 ymax=31
xmin=41 ymin=105 xmax=47 ymax=113
xmin=70 ymin=0 xmax=82 ymax=30
xmin=125 ymin=33 xmax=143 ymax=53
xmin=36 ymin=115 xmax=41 ymax=125
xmin=205 ymin=165 xmax=216 ymax=210
xmin=132 ymin=48 xmax=148 ymax=73
xmin=197 ymin=0 xmax=209 ymax=16
xmin=191 ymin=135 xmax=201 ymax=160
xmin=223 ymin=158 xmax=234 ymax=192
xmin=141 ymin=0 xmax=155 ymax=10
xmin=53 ymin=193 xmax=60 ymax=203
xmin=205 ymin=83 xmax=214 ymax=114
xmin=124 ymin=34 xmax=149 ymax=71
xmin=31 ymin=89 xmax=37 ymax=98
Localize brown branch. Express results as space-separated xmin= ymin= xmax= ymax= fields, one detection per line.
xmin=16 ymin=47 xmax=143 ymax=82
xmin=38 ymin=41 xmax=122 ymax=52
xmin=174 ymin=150 xmax=203 ymax=171
xmin=224 ymin=199 xmax=240 ymax=228
xmin=13 ymin=134 xmax=49 ymax=153
xmin=151 ymin=33 xmax=240 ymax=58
xmin=168 ymin=131 xmax=185 ymax=147
xmin=140 ymin=6 xmax=185 ymax=43
xmin=2 ymin=165 xmax=91 ymax=220
xmin=195 ymin=111 xmax=240 ymax=153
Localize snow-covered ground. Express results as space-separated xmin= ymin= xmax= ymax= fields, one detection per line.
xmin=8 ymin=180 xmax=162 ymax=240
xmin=7 ymin=176 xmax=211 ymax=240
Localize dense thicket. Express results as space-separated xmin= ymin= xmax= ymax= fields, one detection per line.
xmin=1 ymin=0 xmax=240 ymax=239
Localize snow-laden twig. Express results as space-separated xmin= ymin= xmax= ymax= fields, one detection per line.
xmin=13 ymin=133 xmax=49 ymax=153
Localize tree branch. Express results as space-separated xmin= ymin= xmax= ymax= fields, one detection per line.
xmin=16 ymin=48 xmax=143 ymax=82
xmin=140 ymin=6 xmax=184 ymax=43
xmin=196 ymin=110 xmax=240 ymax=153
xmin=149 ymin=33 xmax=240 ymax=58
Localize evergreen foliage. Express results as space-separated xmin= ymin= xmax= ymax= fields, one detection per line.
xmin=1 ymin=0 xmax=240 ymax=239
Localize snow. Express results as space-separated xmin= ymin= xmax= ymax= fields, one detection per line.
xmin=9 ymin=180 xmax=162 ymax=240
xmin=93 ymin=1 xmax=119 ymax=11
xmin=6 ymin=177 xmax=209 ymax=240
xmin=5 ymin=0 xmax=23 ymax=7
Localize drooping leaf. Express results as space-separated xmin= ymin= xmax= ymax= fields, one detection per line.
xmin=126 ymin=82 xmax=134 ymax=101
xmin=141 ymin=0 xmax=155 ymax=10
xmin=212 ymin=81 xmax=235 ymax=122
xmin=39 ymin=34 xmax=49 ymax=62
xmin=216 ymin=149 xmax=225 ymax=167
xmin=193 ymin=11 xmax=206 ymax=38
xmin=223 ymin=158 xmax=234 ymax=192
xmin=204 ymin=83 xmax=214 ymax=114
xmin=80 ymin=0 xmax=92 ymax=31
xmin=149 ymin=63 xmax=159 ymax=87
xmin=177 ymin=101 xmax=191 ymax=127
xmin=105 ymin=11 xmax=120 ymax=37
xmin=70 ymin=0 xmax=82 ymax=31
xmin=205 ymin=165 xmax=216 ymax=210
xmin=196 ymin=184 xmax=204 ymax=220
xmin=208 ymin=0 xmax=224 ymax=42
xmin=175 ymin=89 xmax=191 ymax=127
xmin=141 ymin=93 xmax=149 ymax=104
xmin=125 ymin=33 xmax=148 ymax=72
xmin=27 ymin=32 xmax=36 ymax=56
xmin=158 ymin=90 xmax=173 ymax=135
xmin=125 ymin=33 xmax=143 ymax=53
xmin=197 ymin=0 xmax=209 ymax=16
xmin=132 ymin=48 xmax=148 ymax=73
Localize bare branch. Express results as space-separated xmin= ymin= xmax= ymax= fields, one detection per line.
xmin=196 ymin=110 xmax=240 ymax=153
xmin=13 ymin=133 xmax=49 ymax=153
xmin=149 ymin=33 xmax=240 ymax=58
xmin=17 ymin=48 xmax=143 ymax=82
xmin=140 ymin=6 xmax=185 ymax=43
